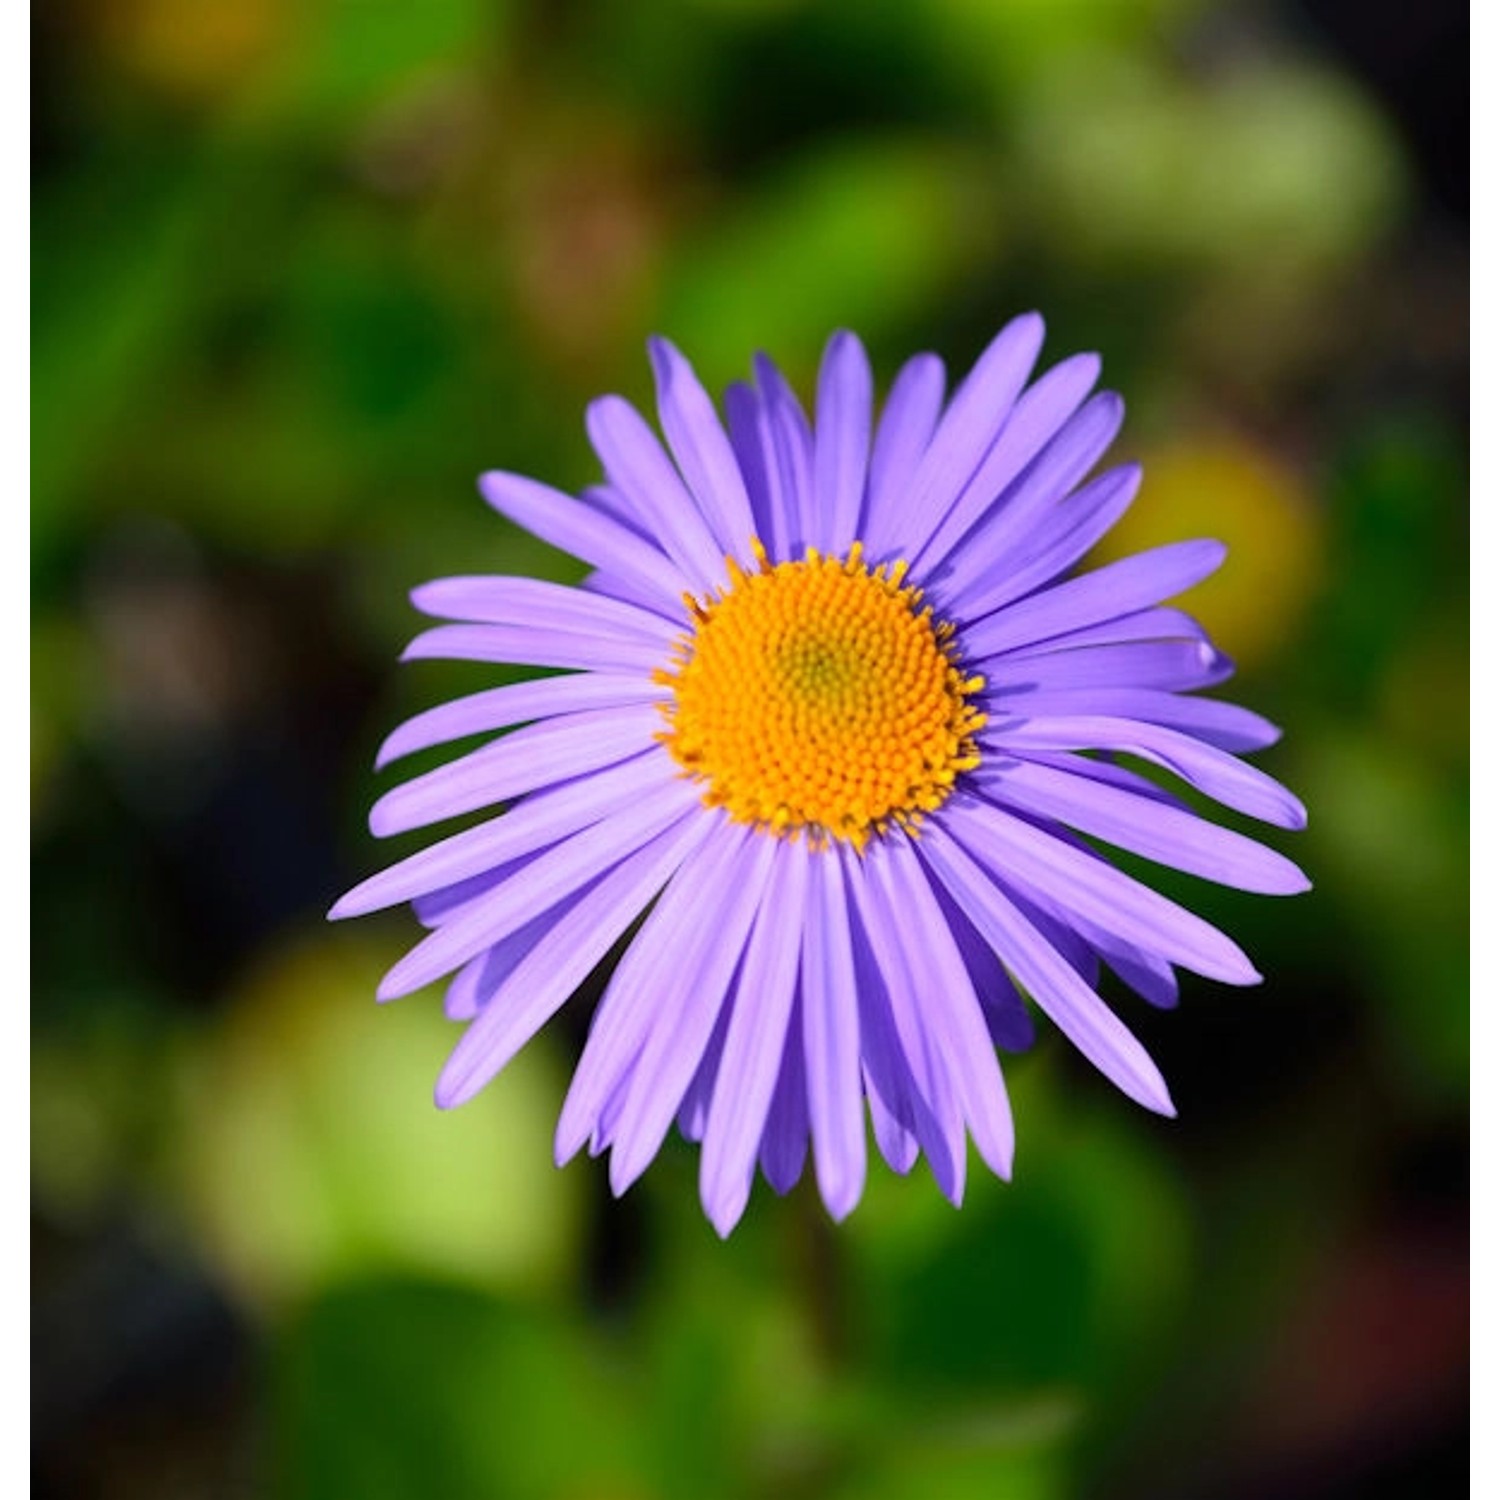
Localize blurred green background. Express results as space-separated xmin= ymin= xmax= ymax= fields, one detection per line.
xmin=32 ymin=1 xmax=1467 ymax=1496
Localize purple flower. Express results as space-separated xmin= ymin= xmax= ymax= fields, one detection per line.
xmin=330 ymin=316 xmax=1309 ymax=1236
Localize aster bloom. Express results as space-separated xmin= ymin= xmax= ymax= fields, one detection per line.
xmin=330 ymin=315 xmax=1308 ymax=1236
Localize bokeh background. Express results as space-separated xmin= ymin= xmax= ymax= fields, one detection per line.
xmin=32 ymin=1 xmax=1468 ymax=1496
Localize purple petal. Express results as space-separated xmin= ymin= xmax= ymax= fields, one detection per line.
xmin=699 ymin=843 xmax=809 ymax=1236
xmin=401 ymin=622 xmax=666 ymax=677
xmin=886 ymin=313 xmax=1046 ymax=558
xmin=411 ymin=858 xmax=523 ymax=929
xmin=1089 ymin=932 xmax=1179 ymax=1011
xmin=723 ymin=381 xmax=781 ymax=555
xmin=930 ymin=880 xmax=1036 ymax=1052
xmin=982 ymin=685 xmax=1280 ymax=754
xmin=918 ymin=825 xmax=1176 ymax=1116
xmin=940 ymin=790 xmax=1264 ymax=982
xmin=909 ymin=349 xmax=1101 ymax=575
xmin=976 ymin=756 xmax=1310 ymax=893
xmin=960 ymin=540 xmax=1227 ymax=656
xmin=798 ymin=844 xmax=867 ymax=1221
xmin=863 ymin=353 xmax=946 ymax=553
xmin=433 ymin=811 xmax=712 ymax=1107
xmin=377 ymin=776 xmax=703 ymax=1000
xmin=369 ymin=704 xmax=664 ymax=836
xmin=843 ymin=869 xmax=925 ymax=1177
xmin=980 ymin=638 xmax=1233 ymax=693
xmin=608 ymin=830 xmax=778 ymax=1195
xmin=331 ymin=752 xmax=671 ymax=919
xmin=986 ymin=608 xmax=1208 ymax=666
xmin=375 ymin=674 xmax=667 ymax=769
xmin=478 ymin=470 xmax=687 ymax=614
xmin=759 ymin=1001 xmax=810 ymax=1195
xmin=648 ymin=337 xmax=757 ymax=555
xmin=555 ymin=819 xmax=741 ymax=1163
xmin=946 ymin=463 xmax=1142 ymax=621
xmin=813 ymin=330 xmax=874 ymax=554
xmin=986 ymin=716 xmax=1306 ymax=828
xmin=677 ymin=1002 xmax=730 ymax=1145
xmin=999 ymin=747 xmax=1191 ymax=811
xmin=410 ymin=575 xmax=676 ymax=646
xmin=585 ymin=394 xmax=728 ymax=589
xmin=846 ymin=847 xmax=966 ymax=1205
xmin=882 ymin=839 xmax=1014 ymax=1181
xmin=920 ymin=389 xmax=1123 ymax=593
xmin=442 ymin=903 xmax=574 ymax=1019
xmin=753 ymin=353 xmax=815 ymax=562
xmin=864 ymin=1066 xmax=920 ymax=1174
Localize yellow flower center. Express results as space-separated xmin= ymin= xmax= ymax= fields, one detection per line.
xmin=657 ymin=541 xmax=986 ymax=848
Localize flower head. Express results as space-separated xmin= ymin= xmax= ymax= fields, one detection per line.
xmin=330 ymin=316 xmax=1309 ymax=1236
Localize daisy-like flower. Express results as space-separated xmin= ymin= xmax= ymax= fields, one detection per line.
xmin=330 ymin=315 xmax=1309 ymax=1236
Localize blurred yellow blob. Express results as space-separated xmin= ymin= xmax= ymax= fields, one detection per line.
xmin=174 ymin=931 xmax=581 ymax=1309
xmin=1092 ymin=435 xmax=1325 ymax=668
xmin=95 ymin=0 xmax=286 ymax=102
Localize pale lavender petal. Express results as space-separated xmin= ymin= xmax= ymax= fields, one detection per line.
xmin=987 ymin=715 xmax=1307 ymax=828
xmin=608 ymin=830 xmax=778 ymax=1195
xmin=890 ymin=313 xmax=1045 ymax=556
xmin=648 ymin=337 xmax=757 ymax=556
xmin=919 ymin=826 xmax=1176 ymax=1116
xmin=995 ymin=747 xmax=1191 ymax=812
xmin=723 ymin=381 xmax=779 ymax=551
xmin=985 ymin=608 xmax=1209 ymax=667
xmin=961 ymin=541 xmax=1227 ymax=656
xmin=677 ymin=1003 xmax=729 ymax=1145
xmin=581 ymin=568 xmax=685 ymax=620
xmin=409 ymin=575 xmax=676 ymax=647
xmin=954 ymin=835 xmax=1181 ymax=1013
xmin=912 ymin=351 xmax=1104 ymax=576
xmin=940 ymin=790 xmax=1264 ymax=982
xmin=1094 ymin=934 xmax=1179 ymax=1010
xmin=846 ymin=847 xmax=966 ymax=1204
xmin=699 ymin=844 xmax=809 ymax=1236
xmin=555 ymin=819 xmax=740 ymax=1162
xmin=798 ymin=844 xmax=866 ymax=1222
xmin=753 ymin=353 xmax=814 ymax=562
xmin=433 ymin=811 xmax=712 ymax=1107
xmin=863 ymin=353 xmax=945 ymax=553
xmin=375 ymin=674 xmax=667 ymax=769
xmin=587 ymin=1061 xmax=636 ymax=1159
xmin=844 ymin=871 xmax=928 ymax=1177
xmin=331 ymin=752 xmax=671 ymax=919
xmin=580 ymin=483 xmax=653 ymax=542
xmin=864 ymin=1067 xmax=920 ymax=1174
xmin=976 ymin=756 xmax=1310 ymax=893
xmin=442 ymin=904 xmax=571 ymax=1019
xmin=930 ymin=881 xmax=1036 ymax=1052
xmin=947 ymin=463 xmax=1143 ymax=620
xmin=401 ymin=622 xmax=666 ymax=677
xmin=478 ymin=470 xmax=687 ymax=613
xmin=882 ymin=839 xmax=1014 ymax=1180
xmin=369 ymin=704 xmax=664 ymax=836
xmin=813 ymin=331 xmax=874 ymax=554
xmin=759 ymin=1005 xmax=809 ymax=1195
xmin=585 ymin=395 xmax=728 ymax=589
xmin=445 ymin=949 xmax=497 ymax=1021
xmin=982 ymin=685 xmax=1280 ymax=753
xmin=411 ymin=858 xmax=522 ymax=929
xmin=377 ymin=776 xmax=702 ymax=1000
xmin=1007 ymin=875 xmax=1102 ymax=987
xmin=920 ymin=390 xmax=1123 ymax=596
xmin=980 ymin=639 xmax=1233 ymax=693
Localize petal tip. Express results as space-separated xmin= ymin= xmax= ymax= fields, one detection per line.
xmin=376 ymin=967 xmax=414 ymax=1003
xmin=705 ymin=1183 xmax=749 ymax=1239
